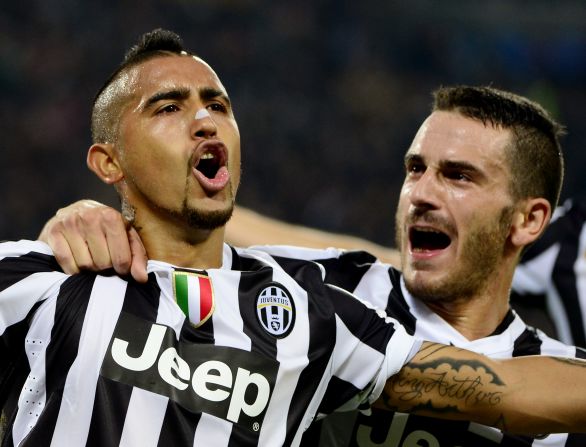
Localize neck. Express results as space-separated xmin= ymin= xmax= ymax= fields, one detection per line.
xmin=422 ymin=267 xmax=515 ymax=340
xmin=136 ymin=214 xmax=227 ymax=270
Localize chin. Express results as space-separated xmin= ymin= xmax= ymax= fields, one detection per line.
xmin=183 ymin=202 xmax=234 ymax=230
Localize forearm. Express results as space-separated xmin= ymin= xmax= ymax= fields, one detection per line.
xmin=379 ymin=342 xmax=586 ymax=434
xmin=227 ymin=206 xmax=401 ymax=266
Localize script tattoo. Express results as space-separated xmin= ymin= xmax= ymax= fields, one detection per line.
xmin=380 ymin=343 xmax=506 ymax=427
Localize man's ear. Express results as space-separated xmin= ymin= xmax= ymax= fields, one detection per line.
xmin=510 ymin=198 xmax=551 ymax=248
xmin=87 ymin=143 xmax=124 ymax=185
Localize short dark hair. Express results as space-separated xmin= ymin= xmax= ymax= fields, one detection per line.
xmin=91 ymin=29 xmax=192 ymax=143
xmin=432 ymin=85 xmax=566 ymax=210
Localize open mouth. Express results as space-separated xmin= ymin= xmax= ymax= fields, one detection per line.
xmin=192 ymin=142 xmax=230 ymax=193
xmin=410 ymin=227 xmax=451 ymax=252
xmin=196 ymin=150 xmax=222 ymax=179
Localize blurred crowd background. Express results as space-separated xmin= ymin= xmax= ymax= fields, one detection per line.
xmin=1 ymin=0 xmax=585 ymax=246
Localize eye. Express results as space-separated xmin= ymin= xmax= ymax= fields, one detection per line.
xmin=406 ymin=161 xmax=425 ymax=176
xmin=445 ymin=170 xmax=471 ymax=182
xmin=207 ymin=102 xmax=228 ymax=113
xmin=157 ymin=103 xmax=181 ymax=114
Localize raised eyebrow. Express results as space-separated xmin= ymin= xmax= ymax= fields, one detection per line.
xmin=144 ymin=87 xmax=191 ymax=110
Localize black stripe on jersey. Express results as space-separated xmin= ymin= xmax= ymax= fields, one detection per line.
xmin=566 ymin=432 xmax=586 ymax=446
xmin=239 ymin=265 xmax=279 ymax=359
xmin=490 ymin=310 xmax=515 ymax=336
xmin=231 ymin=259 xmax=277 ymax=445
xmin=267 ymin=255 xmax=341 ymax=446
xmin=235 ymin=251 xmax=295 ymax=443
xmin=553 ymin=240 xmax=585 ymax=346
xmin=239 ymin=253 xmax=332 ymax=445
xmin=157 ymin=401 xmax=202 ymax=447
xmin=317 ymin=376 xmax=361 ymax=415
xmin=318 ymin=251 xmax=377 ymax=293
xmin=21 ymin=273 xmax=95 ymax=444
xmin=520 ymin=202 xmax=586 ymax=346
xmin=385 ymin=268 xmax=416 ymax=335
xmin=121 ymin=273 xmax=162 ymax=318
xmin=327 ymin=283 xmax=395 ymax=354
xmin=0 ymin=252 xmax=61 ymax=293
xmin=85 ymin=378 xmax=134 ymax=447
xmin=87 ymin=276 xmax=162 ymax=446
xmin=0 ymin=322 xmax=32 ymax=445
xmin=512 ymin=326 xmax=542 ymax=357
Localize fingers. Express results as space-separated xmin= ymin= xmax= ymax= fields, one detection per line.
xmin=128 ymin=227 xmax=149 ymax=283
xmin=40 ymin=200 xmax=148 ymax=281
xmin=45 ymin=225 xmax=81 ymax=275
xmin=98 ymin=207 xmax=133 ymax=276
xmin=58 ymin=204 xmax=119 ymax=273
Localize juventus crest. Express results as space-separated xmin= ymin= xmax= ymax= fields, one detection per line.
xmin=255 ymin=283 xmax=295 ymax=338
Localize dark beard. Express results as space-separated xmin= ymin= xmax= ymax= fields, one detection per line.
xmin=120 ymin=195 xmax=234 ymax=232
xmin=398 ymin=205 xmax=514 ymax=303
xmin=181 ymin=198 xmax=234 ymax=230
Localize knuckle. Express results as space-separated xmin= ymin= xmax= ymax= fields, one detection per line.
xmin=115 ymin=258 xmax=132 ymax=272
xmin=100 ymin=208 xmax=123 ymax=227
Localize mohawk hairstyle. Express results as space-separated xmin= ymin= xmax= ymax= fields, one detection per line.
xmin=432 ymin=85 xmax=565 ymax=210
xmin=91 ymin=28 xmax=193 ymax=143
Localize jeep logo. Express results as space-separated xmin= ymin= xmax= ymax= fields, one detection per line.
xmin=101 ymin=312 xmax=279 ymax=430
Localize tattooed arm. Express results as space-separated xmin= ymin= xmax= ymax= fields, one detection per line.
xmin=381 ymin=341 xmax=586 ymax=434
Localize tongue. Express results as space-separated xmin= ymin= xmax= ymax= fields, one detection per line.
xmin=193 ymin=166 xmax=230 ymax=193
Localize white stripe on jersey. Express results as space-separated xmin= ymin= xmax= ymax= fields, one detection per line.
xmin=118 ymin=276 xmax=185 ymax=447
xmin=2 ymin=242 xmax=415 ymax=447
xmin=247 ymin=245 xmax=345 ymax=261
xmin=0 ymin=271 xmax=67 ymax=335
xmin=353 ymin=261 xmax=393 ymax=311
xmin=0 ymin=240 xmax=53 ymax=259
xmin=258 ymin=260 xmax=311 ymax=446
xmin=333 ymin=315 xmax=385 ymax=392
xmin=50 ymin=275 xmax=127 ymax=447
xmin=12 ymin=294 xmax=57 ymax=442
xmin=193 ymin=413 xmax=232 ymax=446
xmin=119 ymin=390 xmax=168 ymax=447
xmin=209 ymin=269 xmax=251 ymax=350
xmin=513 ymin=245 xmax=575 ymax=343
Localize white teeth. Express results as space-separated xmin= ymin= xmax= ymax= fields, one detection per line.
xmin=417 ymin=227 xmax=441 ymax=233
xmin=201 ymin=152 xmax=214 ymax=159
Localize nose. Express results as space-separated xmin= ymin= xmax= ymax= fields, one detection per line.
xmin=191 ymin=107 xmax=217 ymax=139
xmin=406 ymin=169 xmax=441 ymax=211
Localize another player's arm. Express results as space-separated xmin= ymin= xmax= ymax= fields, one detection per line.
xmin=39 ymin=200 xmax=400 ymax=280
xmin=381 ymin=341 xmax=586 ymax=434
xmin=228 ymin=206 xmax=400 ymax=265
xmin=38 ymin=200 xmax=148 ymax=282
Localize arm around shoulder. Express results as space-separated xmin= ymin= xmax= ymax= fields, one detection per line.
xmin=379 ymin=341 xmax=586 ymax=434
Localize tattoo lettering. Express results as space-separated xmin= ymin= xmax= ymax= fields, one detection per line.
xmin=382 ymin=357 xmax=505 ymax=416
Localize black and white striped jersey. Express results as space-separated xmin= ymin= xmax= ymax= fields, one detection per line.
xmin=512 ymin=199 xmax=586 ymax=347
xmin=0 ymin=240 xmax=416 ymax=447
xmin=250 ymin=245 xmax=586 ymax=446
